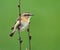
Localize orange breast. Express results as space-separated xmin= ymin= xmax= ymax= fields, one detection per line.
xmin=21 ymin=17 xmax=29 ymax=22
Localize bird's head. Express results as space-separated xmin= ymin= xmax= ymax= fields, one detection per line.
xmin=21 ymin=12 xmax=33 ymax=19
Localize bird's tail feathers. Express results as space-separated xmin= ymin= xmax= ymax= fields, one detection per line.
xmin=9 ymin=32 xmax=14 ymax=37
xmin=9 ymin=29 xmax=16 ymax=37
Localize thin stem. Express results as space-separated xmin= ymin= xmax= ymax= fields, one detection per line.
xmin=18 ymin=28 xmax=23 ymax=50
xmin=27 ymin=22 xmax=32 ymax=50
xmin=18 ymin=0 xmax=22 ymax=50
xmin=18 ymin=0 xmax=21 ymax=16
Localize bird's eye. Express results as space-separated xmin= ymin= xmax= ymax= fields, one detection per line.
xmin=24 ymin=14 xmax=30 ymax=16
xmin=24 ymin=14 xmax=27 ymax=16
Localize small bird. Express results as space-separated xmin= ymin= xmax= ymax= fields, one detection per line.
xmin=9 ymin=12 xmax=33 ymax=37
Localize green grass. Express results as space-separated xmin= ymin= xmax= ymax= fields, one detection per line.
xmin=0 ymin=0 xmax=60 ymax=50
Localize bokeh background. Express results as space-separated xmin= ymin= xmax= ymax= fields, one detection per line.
xmin=0 ymin=0 xmax=60 ymax=50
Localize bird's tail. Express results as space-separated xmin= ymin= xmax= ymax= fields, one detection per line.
xmin=9 ymin=20 xmax=20 ymax=37
xmin=9 ymin=28 xmax=16 ymax=37
xmin=9 ymin=32 xmax=14 ymax=37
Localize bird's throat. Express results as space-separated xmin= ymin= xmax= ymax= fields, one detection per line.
xmin=21 ymin=17 xmax=30 ymax=22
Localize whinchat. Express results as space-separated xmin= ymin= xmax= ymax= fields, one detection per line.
xmin=9 ymin=12 xmax=33 ymax=37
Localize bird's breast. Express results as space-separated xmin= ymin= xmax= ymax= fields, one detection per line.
xmin=19 ymin=22 xmax=29 ymax=31
xmin=21 ymin=21 xmax=29 ymax=27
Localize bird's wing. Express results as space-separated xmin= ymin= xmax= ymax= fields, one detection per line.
xmin=11 ymin=16 xmax=21 ymax=30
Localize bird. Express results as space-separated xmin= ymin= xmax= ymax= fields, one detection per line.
xmin=9 ymin=12 xmax=33 ymax=37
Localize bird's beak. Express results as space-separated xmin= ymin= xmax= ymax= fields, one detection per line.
xmin=30 ymin=14 xmax=34 ymax=16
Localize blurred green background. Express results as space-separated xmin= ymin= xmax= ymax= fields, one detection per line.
xmin=0 ymin=0 xmax=60 ymax=50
